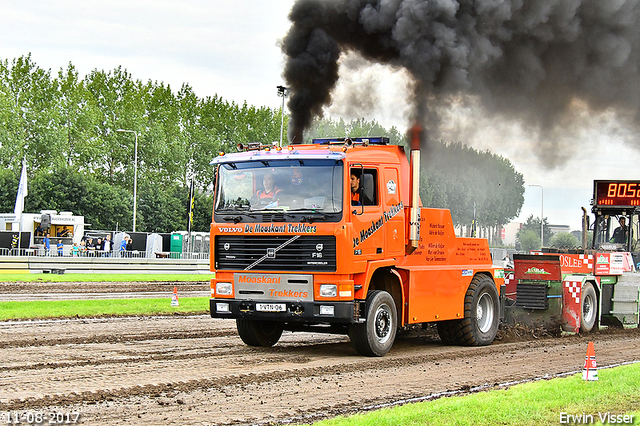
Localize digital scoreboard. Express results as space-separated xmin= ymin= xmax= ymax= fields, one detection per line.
xmin=594 ymin=180 xmax=640 ymax=207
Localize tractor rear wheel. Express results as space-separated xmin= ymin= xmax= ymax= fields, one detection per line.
xmin=236 ymin=319 xmax=283 ymax=347
xmin=437 ymin=274 xmax=500 ymax=346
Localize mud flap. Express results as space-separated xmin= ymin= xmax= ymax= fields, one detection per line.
xmin=562 ymin=276 xmax=585 ymax=333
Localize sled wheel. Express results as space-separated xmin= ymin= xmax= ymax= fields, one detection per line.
xmin=580 ymin=282 xmax=597 ymax=333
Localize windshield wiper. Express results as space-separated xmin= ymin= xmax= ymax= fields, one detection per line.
xmin=216 ymin=208 xmax=256 ymax=222
xmin=283 ymin=211 xmax=328 ymax=223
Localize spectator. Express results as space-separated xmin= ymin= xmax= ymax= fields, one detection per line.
xmin=119 ymin=236 xmax=128 ymax=257
xmin=79 ymin=240 xmax=87 ymax=256
xmin=71 ymin=243 xmax=79 ymax=257
xmin=86 ymin=238 xmax=95 ymax=257
xmin=96 ymin=238 xmax=103 ymax=257
xmin=126 ymin=237 xmax=133 ymax=257
xmin=43 ymin=233 xmax=50 ymax=256
xmin=57 ymin=239 xmax=64 ymax=256
xmin=103 ymin=234 xmax=113 ymax=257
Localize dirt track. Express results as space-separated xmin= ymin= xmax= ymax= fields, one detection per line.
xmin=1 ymin=282 xmax=640 ymax=425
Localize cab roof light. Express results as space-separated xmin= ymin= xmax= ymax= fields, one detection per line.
xmin=236 ymin=141 xmax=277 ymax=152
xmin=312 ymin=136 xmax=389 ymax=145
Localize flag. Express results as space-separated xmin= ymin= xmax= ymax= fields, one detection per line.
xmin=14 ymin=159 xmax=28 ymax=216
xmin=187 ymin=179 xmax=195 ymax=233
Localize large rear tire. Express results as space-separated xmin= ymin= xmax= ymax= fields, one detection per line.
xmin=437 ymin=274 xmax=500 ymax=346
xmin=349 ymin=290 xmax=397 ymax=357
xmin=236 ymin=319 xmax=283 ymax=347
xmin=580 ymin=282 xmax=597 ymax=333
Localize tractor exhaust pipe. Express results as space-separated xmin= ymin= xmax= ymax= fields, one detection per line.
xmin=581 ymin=207 xmax=589 ymax=250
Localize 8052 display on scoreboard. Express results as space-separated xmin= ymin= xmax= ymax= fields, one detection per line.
xmin=594 ymin=181 xmax=640 ymax=207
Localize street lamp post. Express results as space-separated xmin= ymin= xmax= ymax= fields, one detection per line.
xmin=116 ymin=129 xmax=138 ymax=232
xmin=277 ymin=85 xmax=289 ymax=146
xmin=529 ymin=184 xmax=544 ymax=246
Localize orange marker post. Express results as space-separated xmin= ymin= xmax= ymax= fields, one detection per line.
xmin=171 ymin=286 xmax=180 ymax=307
xmin=582 ymin=341 xmax=598 ymax=381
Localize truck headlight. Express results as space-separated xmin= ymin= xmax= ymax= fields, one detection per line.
xmin=319 ymin=284 xmax=337 ymax=298
xmin=216 ymin=282 xmax=233 ymax=296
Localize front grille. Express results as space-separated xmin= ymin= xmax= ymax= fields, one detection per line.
xmin=515 ymin=283 xmax=548 ymax=309
xmin=215 ymin=235 xmax=336 ymax=272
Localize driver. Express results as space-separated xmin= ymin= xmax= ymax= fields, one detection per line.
xmin=254 ymin=172 xmax=282 ymax=207
xmin=611 ymin=217 xmax=629 ymax=244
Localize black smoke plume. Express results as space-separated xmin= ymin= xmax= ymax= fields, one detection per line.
xmin=282 ymin=0 xmax=640 ymax=153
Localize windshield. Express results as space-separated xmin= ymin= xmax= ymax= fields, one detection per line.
xmin=592 ymin=214 xmax=638 ymax=251
xmin=214 ymin=159 xmax=343 ymax=221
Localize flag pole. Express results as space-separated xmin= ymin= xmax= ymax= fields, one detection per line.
xmin=187 ymin=179 xmax=195 ymax=255
xmin=15 ymin=159 xmax=28 ymax=255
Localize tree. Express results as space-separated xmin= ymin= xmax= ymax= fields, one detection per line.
xmin=518 ymin=229 xmax=541 ymax=252
xmin=549 ymin=232 xmax=580 ymax=249
xmin=0 ymin=169 xmax=18 ymax=211
xmin=517 ymin=215 xmax=553 ymax=247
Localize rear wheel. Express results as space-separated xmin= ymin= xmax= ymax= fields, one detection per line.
xmin=349 ymin=290 xmax=397 ymax=357
xmin=580 ymin=282 xmax=597 ymax=333
xmin=236 ymin=319 xmax=283 ymax=347
xmin=437 ymin=274 xmax=500 ymax=346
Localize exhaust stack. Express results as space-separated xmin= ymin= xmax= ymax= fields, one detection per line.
xmin=408 ymin=124 xmax=422 ymax=252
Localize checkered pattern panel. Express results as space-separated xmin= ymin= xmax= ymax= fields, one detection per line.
xmin=579 ymin=254 xmax=593 ymax=269
xmin=565 ymin=280 xmax=582 ymax=304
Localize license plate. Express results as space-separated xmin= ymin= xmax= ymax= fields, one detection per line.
xmin=256 ymin=303 xmax=286 ymax=312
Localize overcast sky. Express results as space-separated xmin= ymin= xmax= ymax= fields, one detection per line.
xmin=2 ymin=0 xmax=640 ymax=231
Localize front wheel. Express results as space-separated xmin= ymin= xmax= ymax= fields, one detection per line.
xmin=236 ymin=319 xmax=283 ymax=347
xmin=349 ymin=290 xmax=398 ymax=357
xmin=580 ymin=282 xmax=597 ymax=333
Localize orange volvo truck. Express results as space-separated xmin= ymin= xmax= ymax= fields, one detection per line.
xmin=209 ymin=136 xmax=505 ymax=356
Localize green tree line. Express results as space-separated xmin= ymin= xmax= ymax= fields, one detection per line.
xmin=0 ymin=55 xmax=285 ymax=232
xmin=0 ymin=55 xmax=525 ymax=237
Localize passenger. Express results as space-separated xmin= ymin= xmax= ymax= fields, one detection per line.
xmin=350 ymin=171 xmax=372 ymax=206
xmin=291 ymin=168 xmax=303 ymax=187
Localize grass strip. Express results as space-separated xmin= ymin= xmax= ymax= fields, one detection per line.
xmin=0 ymin=297 xmax=210 ymax=320
xmin=311 ymin=363 xmax=640 ymax=426
xmin=0 ymin=273 xmax=211 ymax=282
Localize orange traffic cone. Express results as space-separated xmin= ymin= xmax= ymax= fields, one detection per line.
xmin=582 ymin=342 xmax=598 ymax=381
xmin=171 ymin=286 xmax=180 ymax=307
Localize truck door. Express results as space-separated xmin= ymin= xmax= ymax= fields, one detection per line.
xmin=350 ymin=166 xmax=384 ymax=261
xmin=383 ymin=167 xmax=404 ymax=257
